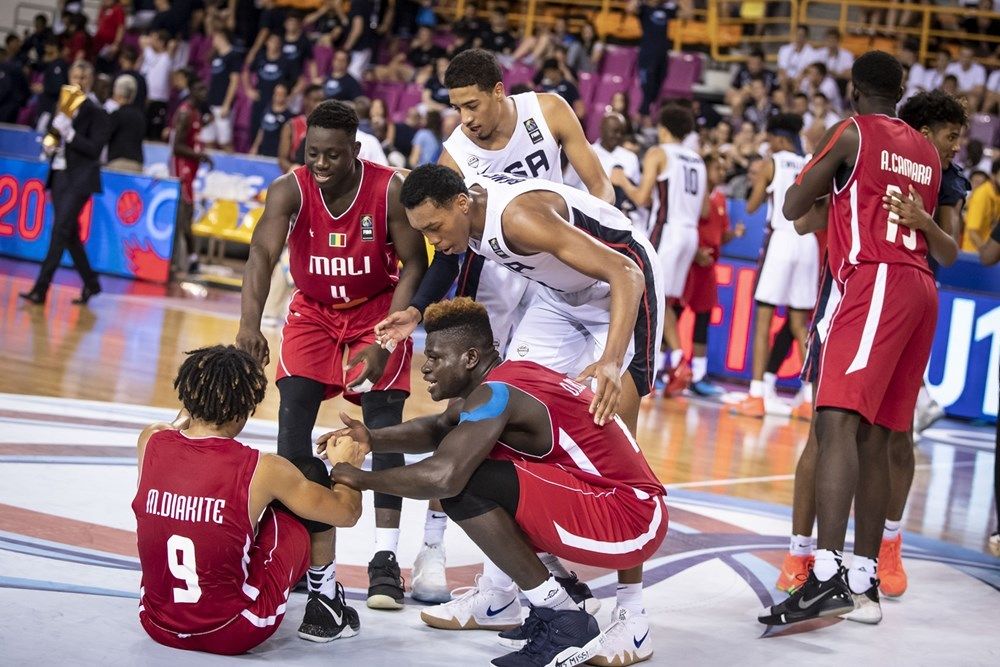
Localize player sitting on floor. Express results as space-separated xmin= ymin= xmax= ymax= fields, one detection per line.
xmin=133 ymin=345 xmax=366 ymax=655
xmin=322 ymin=298 xmax=668 ymax=667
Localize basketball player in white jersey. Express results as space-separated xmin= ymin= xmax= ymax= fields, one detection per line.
xmin=399 ymin=164 xmax=665 ymax=666
xmin=732 ymin=113 xmax=818 ymax=419
xmin=372 ymin=48 xmax=617 ymax=609
xmin=613 ymin=104 xmax=707 ymax=394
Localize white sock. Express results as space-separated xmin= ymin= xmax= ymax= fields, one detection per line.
xmin=812 ymin=549 xmax=841 ymax=582
xmin=848 ymin=555 xmax=877 ymax=594
xmin=670 ymin=349 xmax=684 ymax=369
xmin=616 ymin=582 xmax=644 ymax=615
xmin=883 ymin=520 xmax=902 ymax=541
xmin=482 ymin=556 xmax=515 ymax=590
xmin=790 ymin=534 xmax=813 ymax=556
xmin=798 ymin=382 xmax=813 ymax=404
xmin=374 ymin=527 xmax=400 ymax=555
xmin=763 ymin=372 xmax=777 ymax=397
xmin=916 ymin=384 xmax=933 ymax=412
xmin=307 ymin=561 xmax=336 ymax=598
xmin=691 ymin=356 xmax=707 ymax=383
xmin=749 ymin=380 xmax=765 ymax=398
xmin=522 ymin=575 xmax=575 ymax=610
xmin=538 ymin=552 xmax=572 ymax=579
xmin=423 ymin=510 xmax=448 ymax=547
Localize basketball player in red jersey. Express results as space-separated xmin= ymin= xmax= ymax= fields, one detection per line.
xmin=322 ymin=298 xmax=667 ymax=667
xmin=236 ymin=101 xmax=428 ymax=625
xmin=134 ymin=345 xmax=366 ymax=655
xmin=277 ymin=84 xmax=325 ymax=172
xmin=759 ymin=51 xmax=958 ymax=627
xmin=170 ymin=76 xmax=213 ymax=274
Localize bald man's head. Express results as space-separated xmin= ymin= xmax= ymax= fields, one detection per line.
xmin=599 ymin=112 xmax=627 ymax=150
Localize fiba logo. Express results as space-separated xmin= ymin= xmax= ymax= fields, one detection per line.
xmin=116 ymin=190 xmax=143 ymax=225
xmin=467 ymin=156 xmax=479 ymax=168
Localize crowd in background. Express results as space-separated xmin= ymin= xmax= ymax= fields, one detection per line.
xmin=0 ymin=0 xmax=997 ymax=250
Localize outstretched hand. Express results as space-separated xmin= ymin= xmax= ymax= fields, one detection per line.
xmin=373 ymin=306 xmax=420 ymax=350
xmin=316 ymin=412 xmax=372 ymax=461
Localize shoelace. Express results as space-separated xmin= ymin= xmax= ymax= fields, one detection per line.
xmin=509 ymin=611 xmax=544 ymax=639
xmin=448 ymin=574 xmax=486 ymax=601
xmin=518 ymin=615 xmax=555 ymax=658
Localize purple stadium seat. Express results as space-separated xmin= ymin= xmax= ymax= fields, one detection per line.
xmin=187 ymin=33 xmax=213 ymax=76
xmin=660 ymin=53 xmax=702 ymax=100
xmin=433 ymin=33 xmax=457 ymax=51
xmin=600 ymin=46 xmax=637 ymax=79
xmin=592 ymin=74 xmax=625 ymax=108
xmin=628 ymin=77 xmax=642 ymax=117
xmin=577 ymin=71 xmax=597 ymax=108
xmin=311 ymin=44 xmax=334 ymax=79
xmin=967 ymin=114 xmax=999 ymax=148
xmin=503 ymin=63 xmax=536 ymax=90
xmin=585 ymin=104 xmax=607 ymax=142
xmin=370 ymin=82 xmax=403 ymax=112
xmin=392 ymin=84 xmax=424 ymax=121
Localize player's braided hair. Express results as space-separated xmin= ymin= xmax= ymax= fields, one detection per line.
xmin=173 ymin=345 xmax=267 ymax=426
xmin=898 ymin=90 xmax=968 ymax=132
xmin=424 ymin=297 xmax=495 ymax=351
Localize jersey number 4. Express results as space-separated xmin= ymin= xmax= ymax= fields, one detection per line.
xmin=167 ymin=534 xmax=202 ymax=603
xmin=883 ymin=184 xmax=918 ymax=250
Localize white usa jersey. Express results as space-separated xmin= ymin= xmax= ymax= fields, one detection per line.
xmin=648 ymin=143 xmax=705 ymax=244
xmin=465 ymin=172 xmax=653 ymax=295
xmin=767 ymin=150 xmax=808 ymax=231
xmin=443 ymin=92 xmax=563 ymax=182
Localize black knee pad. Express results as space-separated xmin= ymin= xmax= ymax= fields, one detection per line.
xmin=441 ymin=489 xmax=499 ymax=522
xmin=766 ymin=320 xmax=795 ymax=374
xmin=285 ymin=456 xmax=334 ymax=533
xmin=362 ymin=391 xmax=407 ymax=512
xmin=440 ymin=460 xmax=519 ymax=522
xmin=693 ymin=312 xmax=711 ymax=346
xmin=276 ymin=376 xmax=326 ymax=460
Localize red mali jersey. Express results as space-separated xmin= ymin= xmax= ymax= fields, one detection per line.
xmin=811 ymin=114 xmax=941 ymax=282
xmin=132 ymin=430 xmax=260 ymax=635
xmin=698 ymin=188 xmax=730 ymax=258
xmin=288 ymin=161 xmax=400 ymax=305
xmin=485 ymin=361 xmax=666 ymax=499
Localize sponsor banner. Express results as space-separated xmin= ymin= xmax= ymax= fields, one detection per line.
xmin=0 ymin=156 xmax=179 ymax=283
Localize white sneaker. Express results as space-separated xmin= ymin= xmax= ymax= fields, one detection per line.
xmin=988 ymin=533 xmax=1000 ymax=558
xmin=419 ymin=575 xmax=522 ymax=631
xmin=914 ymin=400 xmax=945 ymax=433
xmin=764 ymin=395 xmax=792 ymax=417
xmin=586 ymin=606 xmax=652 ymax=666
xmin=411 ymin=543 xmax=451 ymax=603
xmin=839 ymin=581 xmax=882 ymax=625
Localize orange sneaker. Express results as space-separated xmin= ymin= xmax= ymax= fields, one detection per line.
xmin=791 ymin=402 xmax=813 ymax=421
xmin=775 ymin=553 xmax=814 ymax=593
xmin=665 ymin=360 xmax=693 ymax=397
xmin=731 ymin=395 xmax=764 ymax=418
xmin=878 ymin=534 xmax=907 ymax=598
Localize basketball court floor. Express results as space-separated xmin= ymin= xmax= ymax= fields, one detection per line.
xmin=1 ymin=260 xmax=997 ymax=665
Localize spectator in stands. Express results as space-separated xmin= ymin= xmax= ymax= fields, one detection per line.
xmin=898 ymin=38 xmax=926 ymax=103
xmin=984 ymin=69 xmax=1000 ymax=114
xmin=278 ymin=83 xmax=324 ymax=172
xmin=391 ymin=107 xmax=422 ymax=167
xmin=410 ymin=109 xmax=443 ymax=167
xmin=171 ymin=78 xmax=213 ymax=274
xmin=799 ymin=61 xmax=842 ymax=112
xmin=140 ymin=30 xmax=175 ymax=141
xmin=0 ymin=45 xmax=27 ymax=125
xmin=790 ymin=91 xmax=809 ymax=117
xmin=803 ymin=92 xmax=840 ymax=131
xmin=583 ymin=112 xmax=646 ymax=229
xmin=322 ymin=49 xmax=363 ymax=101
xmin=476 ymin=6 xmax=518 ymax=62
xmin=608 ymin=90 xmax=636 ymax=135
xmin=94 ymin=0 xmax=126 ymax=70
xmin=19 ymin=14 xmax=53 ymax=70
xmin=450 ymin=3 xmax=484 ymax=55
xmin=202 ymin=29 xmax=242 ymax=151
xmin=964 ymin=139 xmax=993 ymax=178
xmin=116 ymin=46 xmax=148 ymax=110
xmin=422 ymin=56 xmax=452 ymax=111
xmin=306 ymin=0 xmax=350 ymax=46
xmin=741 ymin=76 xmax=778 ymax=132
xmin=777 ymin=25 xmax=816 ymax=89
xmin=962 ymin=159 xmax=1000 ymax=252
xmin=567 ymin=21 xmax=603 ymax=74
xmin=33 ymin=38 xmax=68 ymax=131
xmin=630 ymin=0 xmax=692 ymax=122
xmin=343 ymin=0 xmax=380 ymax=80
xmin=373 ymin=25 xmax=443 ymax=83
xmin=106 ymin=75 xmax=147 ymax=173
xmin=961 ymin=0 xmax=1000 ymax=58
xmin=536 ymin=57 xmax=584 ymax=118
xmin=815 ymin=28 xmax=853 ymax=83
xmin=251 ymin=81 xmax=290 ymax=157
xmin=730 ymin=49 xmax=777 ymax=101
xmin=62 ymin=12 xmax=92 ymax=63
xmin=279 ymin=10 xmax=313 ymax=93
xmin=945 ymin=45 xmax=987 ymax=110
xmin=243 ymin=0 xmax=286 ymax=65
xmin=941 ymin=74 xmax=960 ymax=100
xmin=245 ymin=33 xmax=292 ymax=140
xmin=922 ymin=47 xmax=950 ymax=92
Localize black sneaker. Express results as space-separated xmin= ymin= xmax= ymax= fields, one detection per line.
xmin=492 ymin=607 xmax=603 ymax=667
xmin=554 ymin=572 xmax=600 ymax=614
xmin=297 ymin=582 xmax=360 ymax=642
xmin=367 ymin=550 xmax=405 ymax=610
xmin=758 ymin=568 xmax=853 ymax=625
xmin=497 ymin=608 xmax=545 ymax=650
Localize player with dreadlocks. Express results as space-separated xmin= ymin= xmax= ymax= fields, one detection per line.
xmin=132 ymin=345 xmax=367 ymax=655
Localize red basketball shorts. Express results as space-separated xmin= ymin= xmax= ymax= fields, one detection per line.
xmin=509 ymin=460 xmax=668 ymax=571
xmin=815 ymin=262 xmax=937 ymax=432
xmin=140 ymin=508 xmax=310 ymax=656
xmin=682 ymin=262 xmax=718 ymax=314
xmin=277 ymin=289 xmax=412 ymax=402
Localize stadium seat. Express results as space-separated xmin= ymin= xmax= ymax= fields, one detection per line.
xmin=600 ymin=46 xmax=637 ymax=79
xmin=369 ymin=82 xmax=403 ymax=113
xmin=577 ymin=71 xmax=597 ymax=108
xmin=503 ymin=63 xmax=536 ymax=90
xmin=660 ymin=53 xmax=702 ymax=100
xmin=394 ymin=83 xmax=424 ymax=121
xmin=968 ymin=114 xmax=999 ymax=148
xmin=432 ymin=33 xmax=457 ymax=51
xmin=592 ymin=73 xmax=625 ymax=108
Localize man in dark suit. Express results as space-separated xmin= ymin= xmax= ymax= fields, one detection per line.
xmin=21 ymin=60 xmax=110 ymax=306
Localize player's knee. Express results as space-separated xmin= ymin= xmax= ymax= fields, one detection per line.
xmin=440 ymin=489 xmax=498 ymax=522
xmin=291 ymin=456 xmax=329 ymax=487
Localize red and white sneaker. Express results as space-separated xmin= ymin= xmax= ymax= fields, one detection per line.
xmin=775 ymin=553 xmax=814 ymax=593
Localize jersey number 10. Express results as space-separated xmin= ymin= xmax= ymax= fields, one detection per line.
xmin=683 ymin=167 xmax=700 ymax=196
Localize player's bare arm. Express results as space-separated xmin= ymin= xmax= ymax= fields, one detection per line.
xmin=318 ymin=401 xmax=464 ymax=457
xmin=235 ymin=173 xmax=300 ymax=367
xmin=539 ymin=93 xmax=614 ymax=204
xmin=347 ymin=174 xmax=429 ymax=388
xmin=745 ymin=158 xmax=774 ymax=214
xmin=251 ymin=452 xmax=363 ymax=529
xmin=329 ymin=383 xmax=518 ymax=498
xmin=882 ymin=185 xmax=958 ymax=266
xmin=505 ymin=191 xmax=644 ymax=425
xmin=614 ymin=146 xmax=665 ymax=208
xmin=784 ymin=120 xmax=858 ymax=221
xmin=794 ymin=196 xmax=830 ymax=234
